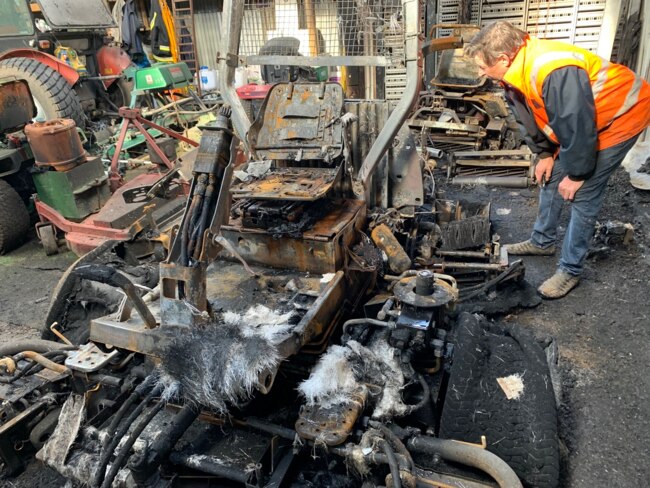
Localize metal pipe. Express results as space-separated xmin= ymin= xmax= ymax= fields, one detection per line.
xmin=0 ymin=340 xmax=76 ymax=357
xmin=218 ymin=0 xmax=251 ymax=153
xmin=369 ymin=421 xmax=414 ymax=472
xmin=433 ymin=262 xmax=507 ymax=271
xmin=357 ymin=0 xmax=421 ymax=191
xmin=13 ymin=351 xmax=68 ymax=374
xmin=342 ymin=318 xmax=395 ymax=336
xmin=435 ymin=250 xmax=489 ymax=258
xmin=451 ymin=176 xmax=530 ymax=188
xmin=406 ymin=436 xmax=523 ymax=488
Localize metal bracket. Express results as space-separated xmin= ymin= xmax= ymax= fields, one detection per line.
xmin=65 ymin=343 xmax=120 ymax=373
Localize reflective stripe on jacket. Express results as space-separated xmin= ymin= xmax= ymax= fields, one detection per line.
xmin=502 ymin=36 xmax=650 ymax=150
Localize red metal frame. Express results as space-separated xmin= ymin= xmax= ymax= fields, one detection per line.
xmin=0 ymin=48 xmax=80 ymax=85
xmin=110 ymin=107 xmax=199 ymax=192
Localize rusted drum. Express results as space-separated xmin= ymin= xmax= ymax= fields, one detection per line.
xmin=25 ymin=118 xmax=86 ymax=171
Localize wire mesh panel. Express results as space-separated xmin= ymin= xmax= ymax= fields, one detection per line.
xmin=240 ymin=0 xmax=405 ymax=63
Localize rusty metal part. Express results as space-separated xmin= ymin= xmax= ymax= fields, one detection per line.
xmin=36 ymin=172 xmax=187 ymax=256
xmin=0 ymin=400 xmax=49 ymax=475
xmin=295 ymin=389 xmax=366 ymax=445
xmin=371 ymin=224 xmax=412 ymax=274
xmin=0 ymin=80 xmax=35 ymax=131
xmin=159 ymin=262 xmax=209 ymax=327
xmin=231 ymin=167 xmax=340 ymax=201
xmin=407 ymin=436 xmax=523 ymax=488
xmin=222 ymin=199 xmax=366 ymax=274
xmin=393 ymin=273 xmax=458 ymax=308
xmin=248 ymin=82 xmax=345 ymax=162
xmin=356 ymin=0 xmax=420 ymax=192
xmin=109 ymin=107 xmax=199 ymax=192
xmin=389 ymin=125 xmax=425 ymax=209
xmin=422 ymin=36 xmax=464 ymax=56
xmin=49 ymin=322 xmax=73 ymax=346
xmin=25 ymin=119 xmax=86 ymax=171
xmin=14 ymin=351 xmax=68 ymax=374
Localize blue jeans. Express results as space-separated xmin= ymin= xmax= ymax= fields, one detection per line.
xmin=530 ymin=135 xmax=640 ymax=276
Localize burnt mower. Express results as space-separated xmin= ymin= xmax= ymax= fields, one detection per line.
xmin=0 ymin=1 xmax=559 ymax=487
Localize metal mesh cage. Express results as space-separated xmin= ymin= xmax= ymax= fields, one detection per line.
xmin=240 ymin=0 xmax=404 ymax=62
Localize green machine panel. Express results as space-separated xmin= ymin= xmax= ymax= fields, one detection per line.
xmin=33 ymin=156 xmax=111 ymax=221
xmin=134 ymin=63 xmax=194 ymax=91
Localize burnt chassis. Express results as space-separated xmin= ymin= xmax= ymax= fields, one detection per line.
xmin=0 ymin=2 xmax=559 ymax=487
xmin=411 ymin=25 xmax=534 ymax=187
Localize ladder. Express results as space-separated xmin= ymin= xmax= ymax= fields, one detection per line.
xmin=171 ymin=0 xmax=200 ymax=80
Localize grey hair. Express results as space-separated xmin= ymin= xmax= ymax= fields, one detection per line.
xmin=465 ymin=21 xmax=528 ymax=66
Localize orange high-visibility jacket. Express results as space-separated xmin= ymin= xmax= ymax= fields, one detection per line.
xmin=502 ymin=36 xmax=650 ymax=151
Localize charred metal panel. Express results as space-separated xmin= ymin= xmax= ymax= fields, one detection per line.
xmin=249 ymin=82 xmax=345 ymax=162
xmin=344 ymin=100 xmax=390 ymax=207
xmin=0 ymin=80 xmax=35 ymax=132
xmin=222 ymin=199 xmax=365 ymax=274
xmin=232 ymin=167 xmax=340 ymax=201
xmin=389 ymin=124 xmax=424 ymax=209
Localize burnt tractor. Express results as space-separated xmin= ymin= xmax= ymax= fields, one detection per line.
xmin=0 ymin=1 xmax=560 ymax=487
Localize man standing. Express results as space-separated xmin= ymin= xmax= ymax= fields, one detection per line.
xmin=466 ymin=21 xmax=650 ymax=298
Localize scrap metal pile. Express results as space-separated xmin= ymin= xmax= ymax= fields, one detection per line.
xmin=0 ymin=1 xmax=560 ymax=487
xmin=411 ymin=25 xmax=535 ymax=188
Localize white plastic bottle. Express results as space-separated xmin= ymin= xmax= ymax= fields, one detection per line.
xmin=200 ymin=66 xmax=218 ymax=92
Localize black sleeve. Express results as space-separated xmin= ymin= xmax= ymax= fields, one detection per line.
xmin=542 ymin=67 xmax=598 ymax=181
xmin=503 ymin=86 xmax=556 ymax=159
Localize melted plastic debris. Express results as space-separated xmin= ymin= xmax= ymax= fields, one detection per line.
xmin=298 ymin=340 xmax=408 ymax=419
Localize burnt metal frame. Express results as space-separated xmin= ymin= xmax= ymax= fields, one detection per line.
xmin=218 ymin=0 xmax=422 ymax=192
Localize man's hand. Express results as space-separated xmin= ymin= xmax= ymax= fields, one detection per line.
xmin=535 ymin=156 xmax=554 ymax=186
xmin=558 ymin=176 xmax=584 ymax=201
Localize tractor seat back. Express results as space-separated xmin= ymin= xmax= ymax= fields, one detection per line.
xmin=0 ymin=79 xmax=36 ymax=133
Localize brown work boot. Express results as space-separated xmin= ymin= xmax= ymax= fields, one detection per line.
xmin=538 ymin=271 xmax=580 ymax=299
xmin=505 ymin=239 xmax=555 ymax=256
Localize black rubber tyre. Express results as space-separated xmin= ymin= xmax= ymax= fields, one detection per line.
xmin=0 ymin=179 xmax=30 ymax=254
xmin=0 ymin=57 xmax=84 ymax=128
xmin=440 ymin=313 xmax=560 ymax=488
xmin=42 ymin=240 xmax=159 ymax=345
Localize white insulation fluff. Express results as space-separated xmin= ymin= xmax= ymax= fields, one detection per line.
xmin=298 ymin=340 xmax=408 ymax=419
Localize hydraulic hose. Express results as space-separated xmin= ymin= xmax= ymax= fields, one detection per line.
xmin=129 ymin=404 xmax=199 ymax=484
xmin=100 ymin=400 xmax=165 ymax=488
xmin=369 ymin=421 xmax=414 ymax=472
xmin=404 ymin=374 xmax=430 ymax=415
xmin=379 ymin=439 xmax=402 ymax=488
xmin=93 ymin=381 xmax=162 ymax=486
xmin=406 ymin=436 xmax=523 ymax=488
xmin=0 ymin=340 xmax=76 ymax=357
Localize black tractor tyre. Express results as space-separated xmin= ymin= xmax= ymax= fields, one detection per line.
xmin=0 ymin=179 xmax=30 ymax=254
xmin=439 ymin=313 xmax=560 ymax=488
xmin=0 ymin=57 xmax=85 ymax=128
xmin=42 ymin=240 xmax=159 ymax=345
